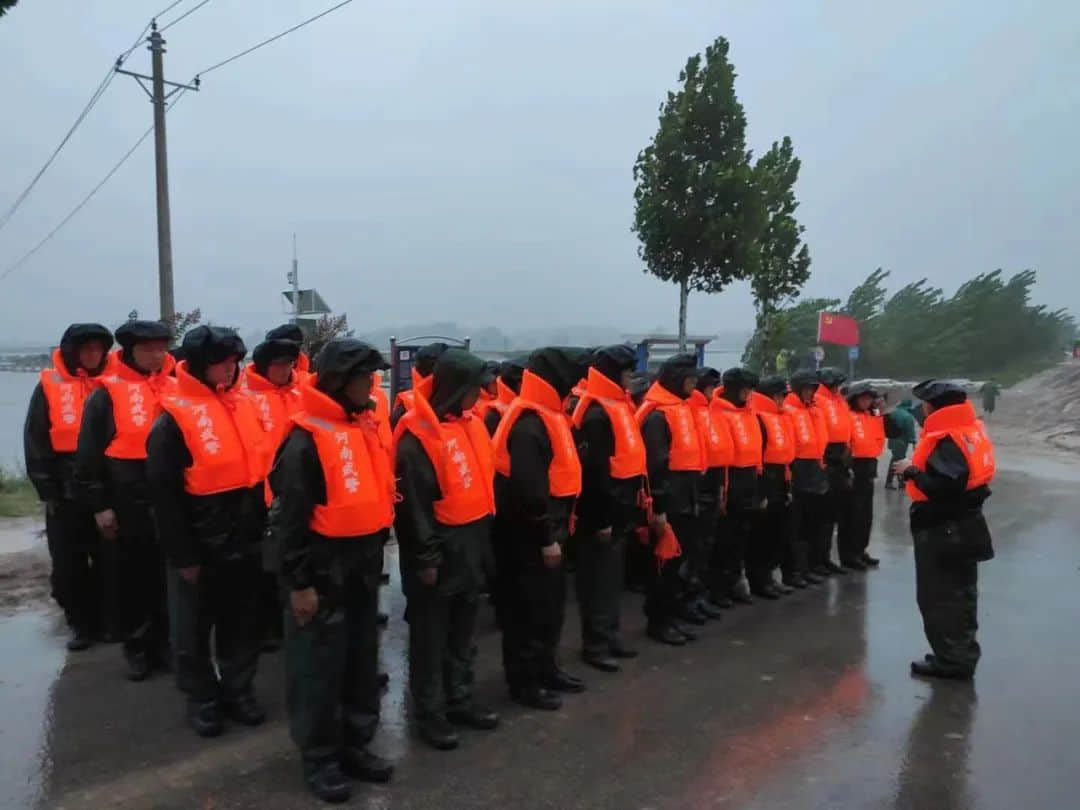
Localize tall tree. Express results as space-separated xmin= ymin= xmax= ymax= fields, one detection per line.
xmin=746 ymin=136 xmax=811 ymax=371
xmin=0 ymin=1 xmax=18 ymax=19
xmin=633 ymin=37 xmax=764 ymax=350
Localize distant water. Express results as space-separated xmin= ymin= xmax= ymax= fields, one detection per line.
xmin=0 ymin=372 xmax=39 ymax=472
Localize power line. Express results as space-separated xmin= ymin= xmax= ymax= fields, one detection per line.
xmin=160 ymin=0 xmax=214 ymax=33
xmin=0 ymin=19 xmax=162 ymax=236
xmin=0 ymin=91 xmax=189 ymax=284
xmin=154 ymin=0 xmax=189 ymax=19
xmin=196 ymin=0 xmax=355 ymax=78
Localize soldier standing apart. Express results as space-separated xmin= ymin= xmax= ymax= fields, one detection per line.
xmin=892 ymin=380 xmax=995 ymax=680
xmin=492 ymin=347 xmax=589 ymax=709
xmin=24 ymin=324 xmax=114 ymax=650
xmin=571 ymin=345 xmax=646 ymax=672
xmin=394 ymin=349 xmax=500 ymax=750
xmin=268 ymin=339 xmax=396 ymax=803
xmin=76 ymin=320 xmax=175 ymax=679
xmin=147 ymin=326 xmax=269 ymax=738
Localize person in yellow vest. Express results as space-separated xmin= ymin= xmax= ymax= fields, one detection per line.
xmin=24 ymin=323 xmax=114 ymax=650
xmin=393 ymin=349 xmax=500 ymax=750
xmin=267 ymin=339 xmax=396 ymax=803
xmin=571 ymin=345 xmax=646 ymax=672
xmin=839 ymin=381 xmax=886 ymax=570
xmin=147 ymin=326 xmax=270 ymax=739
xmin=638 ymin=354 xmax=704 ymax=646
xmin=891 ymin=380 xmax=995 ymax=680
xmin=492 ymin=347 xmax=589 ymax=710
xmin=75 ymin=320 xmax=174 ymax=680
xmin=246 ymin=337 xmax=303 ymax=651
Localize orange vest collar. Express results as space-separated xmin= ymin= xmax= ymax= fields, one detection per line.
xmin=245 ymin=366 xmax=296 ymax=392
xmin=923 ymin=400 xmax=978 ymax=433
xmin=496 ymin=378 xmax=516 ymax=405
xmin=519 ymin=370 xmax=565 ymax=413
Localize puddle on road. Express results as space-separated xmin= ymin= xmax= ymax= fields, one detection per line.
xmin=0 ymin=611 xmax=65 ymax=809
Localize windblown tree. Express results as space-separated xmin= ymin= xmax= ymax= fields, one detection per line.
xmin=745 ymin=136 xmax=811 ymax=371
xmin=633 ymin=37 xmax=764 ymax=350
xmin=0 ymin=1 xmax=18 ymax=19
xmin=127 ymin=307 xmax=203 ymax=347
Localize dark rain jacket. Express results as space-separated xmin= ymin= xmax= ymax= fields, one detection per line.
xmin=905 ymin=438 xmax=991 ymax=532
xmin=640 ymin=359 xmax=699 ymax=519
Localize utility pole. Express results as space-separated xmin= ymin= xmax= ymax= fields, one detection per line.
xmin=289 ymin=234 xmax=301 ymax=324
xmin=116 ymin=22 xmax=199 ymax=324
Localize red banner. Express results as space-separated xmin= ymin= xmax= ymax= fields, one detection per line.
xmin=817 ymin=312 xmax=860 ymax=346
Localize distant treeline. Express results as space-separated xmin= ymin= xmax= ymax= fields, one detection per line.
xmin=0 ymin=353 xmax=49 ymax=371
xmin=744 ymin=269 xmax=1075 ymax=382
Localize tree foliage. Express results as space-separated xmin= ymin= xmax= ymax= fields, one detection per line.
xmin=0 ymin=1 xmax=18 ymax=19
xmin=744 ymin=136 xmax=812 ymax=370
xmin=743 ymin=269 xmax=1075 ymax=380
xmin=304 ymin=314 xmax=352 ymax=357
xmin=632 ymin=37 xmax=765 ymax=348
xmin=127 ymin=307 xmax=203 ymax=347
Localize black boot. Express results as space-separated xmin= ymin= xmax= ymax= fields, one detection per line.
xmin=910 ymin=659 xmax=973 ymax=681
xmin=418 ymin=713 xmax=460 ymax=750
xmin=783 ymin=574 xmax=809 ymax=589
xmin=340 ymin=748 xmax=394 ymax=783
xmin=66 ymin=628 xmax=94 ymax=652
xmin=582 ymin=650 xmax=620 ymax=672
xmin=544 ymin=669 xmax=586 ymax=693
xmin=305 ymin=762 xmax=351 ymax=804
xmin=697 ymin=599 xmax=725 ymax=620
xmin=510 ymin=684 xmax=562 ymax=711
xmin=676 ymin=603 xmax=707 ymax=625
xmin=823 ymin=560 xmax=847 ymax=575
xmin=841 ymin=557 xmax=868 ymax=571
xmin=773 ymin=580 xmax=795 ymax=595
xmin=224 ymin=693 xmax=267 ymax=727
xmin=609 ymin=639 xmax=638 ymax=659
xmin=446 ymin=702 xmax=500 ymax=730
xmin=750 ymin=584 xmax=781 ymax=600
xmin=124 ymin=648 xmax=153 ymax=682
xmin=804 ymin=571 xmax=826 ymax=585
xmin=862 ymin=552 xmax=881 ymax=568
xmin=672 ymin=622 xmax=699 ymax=642
xmin=647 ymin=623 xmax=686 ymax=646
xmin=187 ymin=700 xmax=224 ymax=738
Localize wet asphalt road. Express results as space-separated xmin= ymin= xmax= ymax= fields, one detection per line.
xmin=3 ymin=450 xmax=1079 ymax=810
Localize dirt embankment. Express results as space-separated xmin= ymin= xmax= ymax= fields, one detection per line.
xmin=0 ymin=517 xmax=50 ymax=613
xmin=989 ymin=362 xmax=1080 ymax=456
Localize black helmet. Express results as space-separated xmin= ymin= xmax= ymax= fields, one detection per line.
xmin=845 ymin=380 xmax=878 ymax=402
xmin=265 ymin=323 xmax=304 ymax=344
xmin=498 ymin=357 xmax=526 ymax=393
xmin=756 ymin=375 xmax=789 ymax=397
xmin=656 ymin=353 xmax=699 ymax=398
xmin=252 ymin=339 xmax=302 ymax=375
xmin=912 ymin=379 xmax=968 ymax=408
xmin=591 ymin=344 xmax=638 ymax=383
xmin=818 ymin=367 xmax=847 ymax=388
xmin=314 ymin=339 xmax=389 ymax=381
xmin=414 ymin=342 xmax=451 ymax=378
xmin=527 ymin=347 xmax=591 ymax=400
xmin=721 ymin=367 xmax=760 ymax=390
xmin=696 ymin=366 xmax=721 ymax=391
xmin=789 ymin=368 xmax=819 ymax=392
xmin=115 ymin=320 xmax=172 ymax=349
xmin=181 ymin=326 xmax=246 ymax=370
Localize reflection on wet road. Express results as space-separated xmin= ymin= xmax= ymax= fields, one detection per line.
xmin=2 ymin=454 xmax=1078 ymax=809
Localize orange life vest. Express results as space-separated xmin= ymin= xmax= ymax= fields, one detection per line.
xmin=292 ymin=381 xmax=396 ymax=537
xmin=245 ymin=367 xmax=302 ymax=458
xmin=711 ymin=395 xmax=763 ymax=470
xmin=101 ymin=353 xmax=177 ymax=460
xmin=906 ymin=401 xmax=995 ymax=502
xmin=687 ymin=390 xmax=734 ymax=469
xmin=814 ymin=386 xmax=852 ymax=444
xmin=571 ymin=367 xmax=647 ymax=479
xmin=471 ymin=388 xmax=497 ymax=422
xmin=395 ymin=369 xmax=433 ymax=414
xmin=294 ymin=351 xmax=314 ymax=385
xmin=849 ymin=409 xmax=886 ymax=460
xmin=371 ymin=372 xmax=392 ymax=449
xmin=491 ymin=379 xmax=515 ymax=419
xmin=394 ymin=390 xmax=496 ymax=526
xmin=493 ymin=370 xmax=582 ymax=497
xmin=636 ymin=383 xmax=706 ymax=473
xmin=783 ymin=392 xmax=826 ymax=462
xmin=752 ymin=392 xmax=796 ymax=467
xmin=38 ymin=348 xmax=113 ymax=453
xmin=159 ymin=362 xmax=268 ymax=496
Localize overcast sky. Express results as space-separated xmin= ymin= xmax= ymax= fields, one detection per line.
xmin=1 ymin=0 xmax=1076 ymax=345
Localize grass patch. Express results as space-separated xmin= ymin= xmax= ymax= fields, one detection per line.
xmin=0 ymin=470 xmax=42 ymax=518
